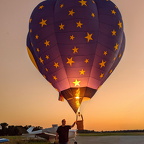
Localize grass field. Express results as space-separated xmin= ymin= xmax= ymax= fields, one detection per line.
xmin=1 ymin=136 xmax=50 ymax=144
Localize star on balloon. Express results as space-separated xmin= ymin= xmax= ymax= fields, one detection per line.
xmin=29 ymin=18 xmax=32 ymax=23
xmin=73 ymin=79 xmax=81 ymax=86
xmin=92 ymin=0 xmax=95 ymax=3
xmin=69 ymin=9 xmax=75 ymax=16
xmin=39 ymin=5 xmax=44 ymax=9
xmin=60 ymin=4 xmax=64 ymax=8
xmin=72 ymin=46 xmax=79 ymax=53
xmin=39 ymin=19 xmax=47 ymax=27
xmin=45 ymin=55 xmax=50 ymax=59
xmin=91 ymin=13 xmax=95 ymax=17
xmin=76 ymin=21 xmax=83 ymax=28
xmin=85 ymin=59 xmax=89 ymax=63
xmin=79 ymin=69 xmax=85 ymax=75
xmin=35 ymin=35 xmax=39 ymax=39
xmin=39 ymin=57 xmax=44 ymax=64
xmin=36 ymin=48 xmax=40 ymax=52
xmin=54 ymin=62 xmax=59 ymax=68
xmin=109 ymin=69 xmax=113 ymax=73
xmin=79 ymin=0 xmax=87 ymax=6
xmin=111 ymin=30 xmax=116 ymax=36
xmin=44 ymin=40 xmax=50 ymax=46
xmin=45 ymin=68 xmax=49 ymax=72
xmin=85 ymin=32 xmax=93 ymax=42
xmin=59 ymin=23 xmax=65 ymax=30
xmin=118 ymin=21 xmax=122 ymax=29
xmin=67 ymin=57 xmax=75 ymax=66
xmin=114 ymin=43 xmax=119 ymax=50
xmin=103 ymin=51 xmax=108 ymax=55
xmin=53 ymin=76 xmax=58 ymax=80
xmin=70 ymin=35 xmax=75 ymax=40
xmin=99 ymin=60 xmax=106 ymax=68
xmin=111 ymin=10 xmax=116 ymax=15
xmin=99 ymin=73 xmax=104 ymax=78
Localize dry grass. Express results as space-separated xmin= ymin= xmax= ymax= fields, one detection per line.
xmin=3 ymin=136 xmax=50 ymax=144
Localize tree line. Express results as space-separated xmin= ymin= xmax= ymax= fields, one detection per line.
xmin=0 ymin=122 xmax=42 ymax=136
xmin=77 ymin=129 xmax=144 ymax=133
xmin=1 ymin=122 xmax=144 ymax=136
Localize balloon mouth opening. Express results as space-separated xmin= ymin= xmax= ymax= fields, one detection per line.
xmin=60 ymin=87 xmax=97 ymax=113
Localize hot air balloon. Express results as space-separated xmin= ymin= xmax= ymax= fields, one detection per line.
xmin=27 ymin=0 xmax=125 ymax=113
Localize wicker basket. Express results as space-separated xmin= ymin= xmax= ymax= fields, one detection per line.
xmin=76 ymin=120 xmax=84 ymax=130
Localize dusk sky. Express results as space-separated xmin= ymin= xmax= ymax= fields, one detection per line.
xmin=0 ymin=0 xmax=144 ymax=131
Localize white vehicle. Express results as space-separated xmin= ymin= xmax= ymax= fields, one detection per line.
xmin=23 ymin=124 xmax=77 ymax=144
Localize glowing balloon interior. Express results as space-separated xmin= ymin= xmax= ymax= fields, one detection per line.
xmin=27 ymin=0 xmax=125 ymax=113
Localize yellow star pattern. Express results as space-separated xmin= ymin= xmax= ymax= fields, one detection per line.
xmin=85 ymin=59 xmax=89 ymax=63
xmin=109 ymin=69 xmax=113 ymax=73
xmin=36 ymin=48 xmax=40 ymax=52
xmin=113 ymin=57 xmax=116 ymax=61
xmin=67 ymin=57 xmax=75 ymax=66
xmin=100 ymin=73 xmax=104 ymax=78
xmin=44 ymin=40 xmax=50 ymax=46
xmin=103 ymin=51 xmax=108 ymax=55
xmin=29 ymin=18 xmax=32 ymax=23
xmin=45 ymin=55 xmax=50 ymax=59
xmin=70 ymin=35 xmax=75 ymax=40
xmin=119 ymin=54 xmax=122 ymax=58
xmin=73 ymin=79 xmax=81 ymax=86
xmin=30 ymin=29 xmax=32 ymax=33
xmin=53 ymin=76 xmax=57 ymax=80
xmin=69 ymin=9 xmax=75 ymax=16
xmin=99 ymin=60 xmax=106 ymax=68
xmin=39 ymin=19 xmax=47 ymax=27
xmin=79 ymin=0 xmax=87 ymax=6
xmin=45 ymin=68 xmax=49 ymax=72
xmin=91 ymin=13 xmax=95 ymax=17
xmin=111 ymin=30 xmax=117 ymax=36
xmin=39 ymin=57 xmax=44 ymax=64
xmin=79 ymin=69 xmax=85 ymax=75
xmin=54 ymin=62 xmax=59 ymax=68
xmin=114 ymin=43 xmax=119 ymax=50
xmin=118 ymin=21 xmax=122 ymax=29
xmin=28 ymin=0 xmax=125 ymax=90
xmin=39 ymin=5 xmax=44 ymax=9
xmin=92 ymin=0 xmax=95 ymax=3
xmin=35 ymin=35 xmax=39 ymax=39
xmin=111 ymin=10 xmax=116 ymax=15
xmin=60 ymin=4 xmax=64 ymax=8
xmin=85 ymin=32 xmax=93 ymax=42
xmin=72 ymin=46 xmax=79 ymax=53
xmin=76 ymin=21 xmax=83 ymax=28
xmin=59 ymin=23 xmax=65 ymax=30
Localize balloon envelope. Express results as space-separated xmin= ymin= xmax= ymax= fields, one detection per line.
xmin=27 ymin=0 xmax=125 ymax=113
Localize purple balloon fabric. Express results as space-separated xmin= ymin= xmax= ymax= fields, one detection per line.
xmin=27 ymin=0 xmax=125 ymax=113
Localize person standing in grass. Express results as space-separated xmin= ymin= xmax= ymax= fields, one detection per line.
xmin=55 ymin=119 xmax=76 ymax=144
